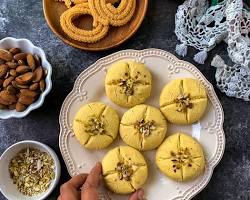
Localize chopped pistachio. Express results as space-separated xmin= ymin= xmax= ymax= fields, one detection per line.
xmin=175 ymin=80 xmax=193 ymax=112
xmin=9 ymin=148 xmax=55 ymax=196
xmin=115 ymin=162 xmax=133 ymax=181
xmin=85 ymin=118 xmax=105 ymax=135
xmin=134 ymin=119 xmax=156 ymax=137
xmin=171 ymin=147 xmax=193 ymax=172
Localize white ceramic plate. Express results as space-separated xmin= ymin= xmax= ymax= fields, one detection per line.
xmin=59 ymin=49 xmax=225 ymax=200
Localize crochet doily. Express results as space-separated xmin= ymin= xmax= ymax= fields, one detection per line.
xmin=211 ymin=55 xmax=250 ymax=101
xmin=226 ymin=0 xmax=250 ymax=68
xmin=175 ymin=0 xmax=228 ymax=64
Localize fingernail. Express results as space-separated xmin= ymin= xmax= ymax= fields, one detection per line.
xmin=138 ymin=189 xmax=144 ymax=200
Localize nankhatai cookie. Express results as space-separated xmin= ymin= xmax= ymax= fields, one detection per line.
xmin=105 ymin=60 xmax=152 ymax=108
xmin=73 ymin=102 xmax=119 ymax=150
xmin=156 ymin=133 xmax=205 ymax=182
xmin=159 ymin=78 xmax=208 ymax=124
xmin=120 ymin=104 xmax=167 ymax=151
xmin=60 ymin=3 xmax=109 ymax=43
xmin=102 ymin=146 xmax=148 ymax=194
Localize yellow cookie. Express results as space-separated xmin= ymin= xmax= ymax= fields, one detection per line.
xmin=105 ymin=60 xmax=152 ymax=108
xmin=156 ymin=133 xmax=205 ymax=182
xmin=73 ymin=102 xmax=119 ymax=150
xmin=102 ymin=146 xmax=148 ymax=194
xmin=120 ymin=104 xmax=167 ymax=151
xmin=159 ymin=78 xmax=208 ymax=124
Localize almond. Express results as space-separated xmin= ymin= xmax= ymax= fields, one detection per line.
xmin=9 ymin=48 xmax=21 ymax=55
xmin=0 ymin=64 xmax=8 ymax=78
xmin=16 ymin=65 xmax=30 ymax=74
xmin=14 ymin=53 xmax=27 ymax=61
xmin=7 ymin=85 xmax=17 ymax=95
xmin=29 ymin=83 xmax=39 ymax=91
xmin=0 ymin=90 xmax=17 ymax=103
xmin=34 ymin=55 xmax=41 ymax=66
xmin=27 ymin=54 xmax=36 ymax=70
xmin=16 ymin=102 xmax=26 ymax=112
xmin=18 ymin=60 xmax=26 ymax=65
xmin=0 ymin=97 xmax=12 ymax=105
xmin=33 ymin=66 xmax=43 ymax=83
xmin=3 ymin=76 xmax=14 ymax=88
xmin=15 ymin=72 xmax=33 ymax=85
xmin=10 ymin=69 xmax=17 ymax=77
xmin=6 ymin=62 xmax=18 ymax=69
xmin=20 ymin=89 xmax=38 ymax=98
xmin=18 ymin=95 xmax=34 ymax=105
xmin=0 ymin=49 xmax=13 ymax=61
xmin=39 ymin=79 xmax=45 ymax=92
xmin=8 ymin=103 xmax=16 ymax=110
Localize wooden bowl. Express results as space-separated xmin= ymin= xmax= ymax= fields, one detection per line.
xmin=43 ymin=0 xmax=148 ymax=51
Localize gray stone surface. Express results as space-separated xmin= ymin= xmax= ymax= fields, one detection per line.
xmin=0 ymin=0 xmax=250 ymax=199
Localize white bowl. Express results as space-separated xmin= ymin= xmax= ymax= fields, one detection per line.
xmin=0 ymin=140 xmax=61 ymax=200
xmin=0 ymin=37 xmax=52 ymax=119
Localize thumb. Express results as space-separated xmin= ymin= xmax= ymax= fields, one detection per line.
xmin=81 ymin=162 xmax=102 ymax=200
xmin=129 ymin=189 xmax=144 ymax=200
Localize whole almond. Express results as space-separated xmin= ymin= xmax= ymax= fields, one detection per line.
xmin=29 ymin=83 xmax=39 ymax=91
xmin=16 ymin=102 xmax=26 ymax=112
xmin=20 ymin=89 xmax=37 ymax=98
xmin=10 ymin=69 xmax=17 ymax=77
xmin=0 ymin=49 xmax=13 ymax=61
xmin=3 ymin=76 xmax=14 ymax=88
xmin=16 ymin=84 xmax=29 ymax=89
xmin=18 ymin=60 xmax=26 ymax=66
xmin=7 ymin=85 xmax=17 ymax=95
xmin=16 ymin=65 xmax=30 ymax=74
xmin=0 ymin=64 xmax=8 ymax=78
xmin=34 ymin=55 xmax=41 ymax=66
xmin=18 ymin=95 xmax=34 ymax=105
xmin=27 ymin=54 xmax=36 ymax=70
xmin=39 ymin=79 xmax=45 ymax=92
xmin=33 ymin=66 xmax=43 ymax=83
xmin=0 ymin=90 xmax=17 ymax=103
xmin=0 ymin=97 xmax=12 ymax=105
xmin=9 ymin=48 xmax=21 ymax=55
xmin=14 ymin=53 xmax=27 ymax=61
xmin=6 ymin=62 xmax=18 ymax=69
xmin=8 ymin=103 xmax=16 ymax=110
xmin=15 ymin=72 xmax=33 ymax=85
xmin=43 ymin=68 xmax=48 ymax=77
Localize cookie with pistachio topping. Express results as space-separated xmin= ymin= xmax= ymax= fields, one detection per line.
xmin=105 ymin=60 xmax=152 ymax=108
xmin=120 ymin=104 xmax=167 ymax=151
xmin=156 ymin=133 xmax=205 ymax=182
xmin=73 ymin=102 xmax=119 ymax=150
xmin=159 ymin=78 xmax=208 ymax=125
xmin=102 ymin=146 xmax=148 ymax=194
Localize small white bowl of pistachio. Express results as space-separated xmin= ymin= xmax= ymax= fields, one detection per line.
xmin=0 ymin=140 xmax=61 ymax=200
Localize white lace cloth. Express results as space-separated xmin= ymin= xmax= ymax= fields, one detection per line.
xmin=175 ymin=0 xmax=250 ymax=101
xmin=175 ymin=0 xmax=228 ymax=64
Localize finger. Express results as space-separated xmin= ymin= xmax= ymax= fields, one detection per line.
xmin=57 ymin=196 xmax=61 ymax=200
xmin=84 ymin=162 xmax=102 ymax=189
xmin=129 ymin=189 xmax=144 ymax=200
xmin=68 ymin=173 xmax=88 ymax=188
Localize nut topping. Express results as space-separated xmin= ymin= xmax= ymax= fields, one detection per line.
xmin=134 ymin=118 xmax=156 ymax=137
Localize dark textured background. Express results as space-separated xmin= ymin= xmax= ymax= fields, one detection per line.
xmin=0 ymin=0 xmax=250 ymax=199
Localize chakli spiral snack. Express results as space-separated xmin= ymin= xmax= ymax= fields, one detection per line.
xmin=60 ymin=3 xmax=109 ymax=43
xmin=55 ymin=0 xmax=88 ymax=8
xmin=88 ymin=0 xmax=136 ymax=27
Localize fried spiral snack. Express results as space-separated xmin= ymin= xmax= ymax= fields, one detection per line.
xmin=55 ymin=0 xmax=88 ymax=8
xmin=88 ymin=0 xmax=136 ymax=27
xmin=60 ymin=3 xmax=109 ymax=43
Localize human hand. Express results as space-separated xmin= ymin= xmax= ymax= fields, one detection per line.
xmin=58 ymin=162 xmax=145 ymax=200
